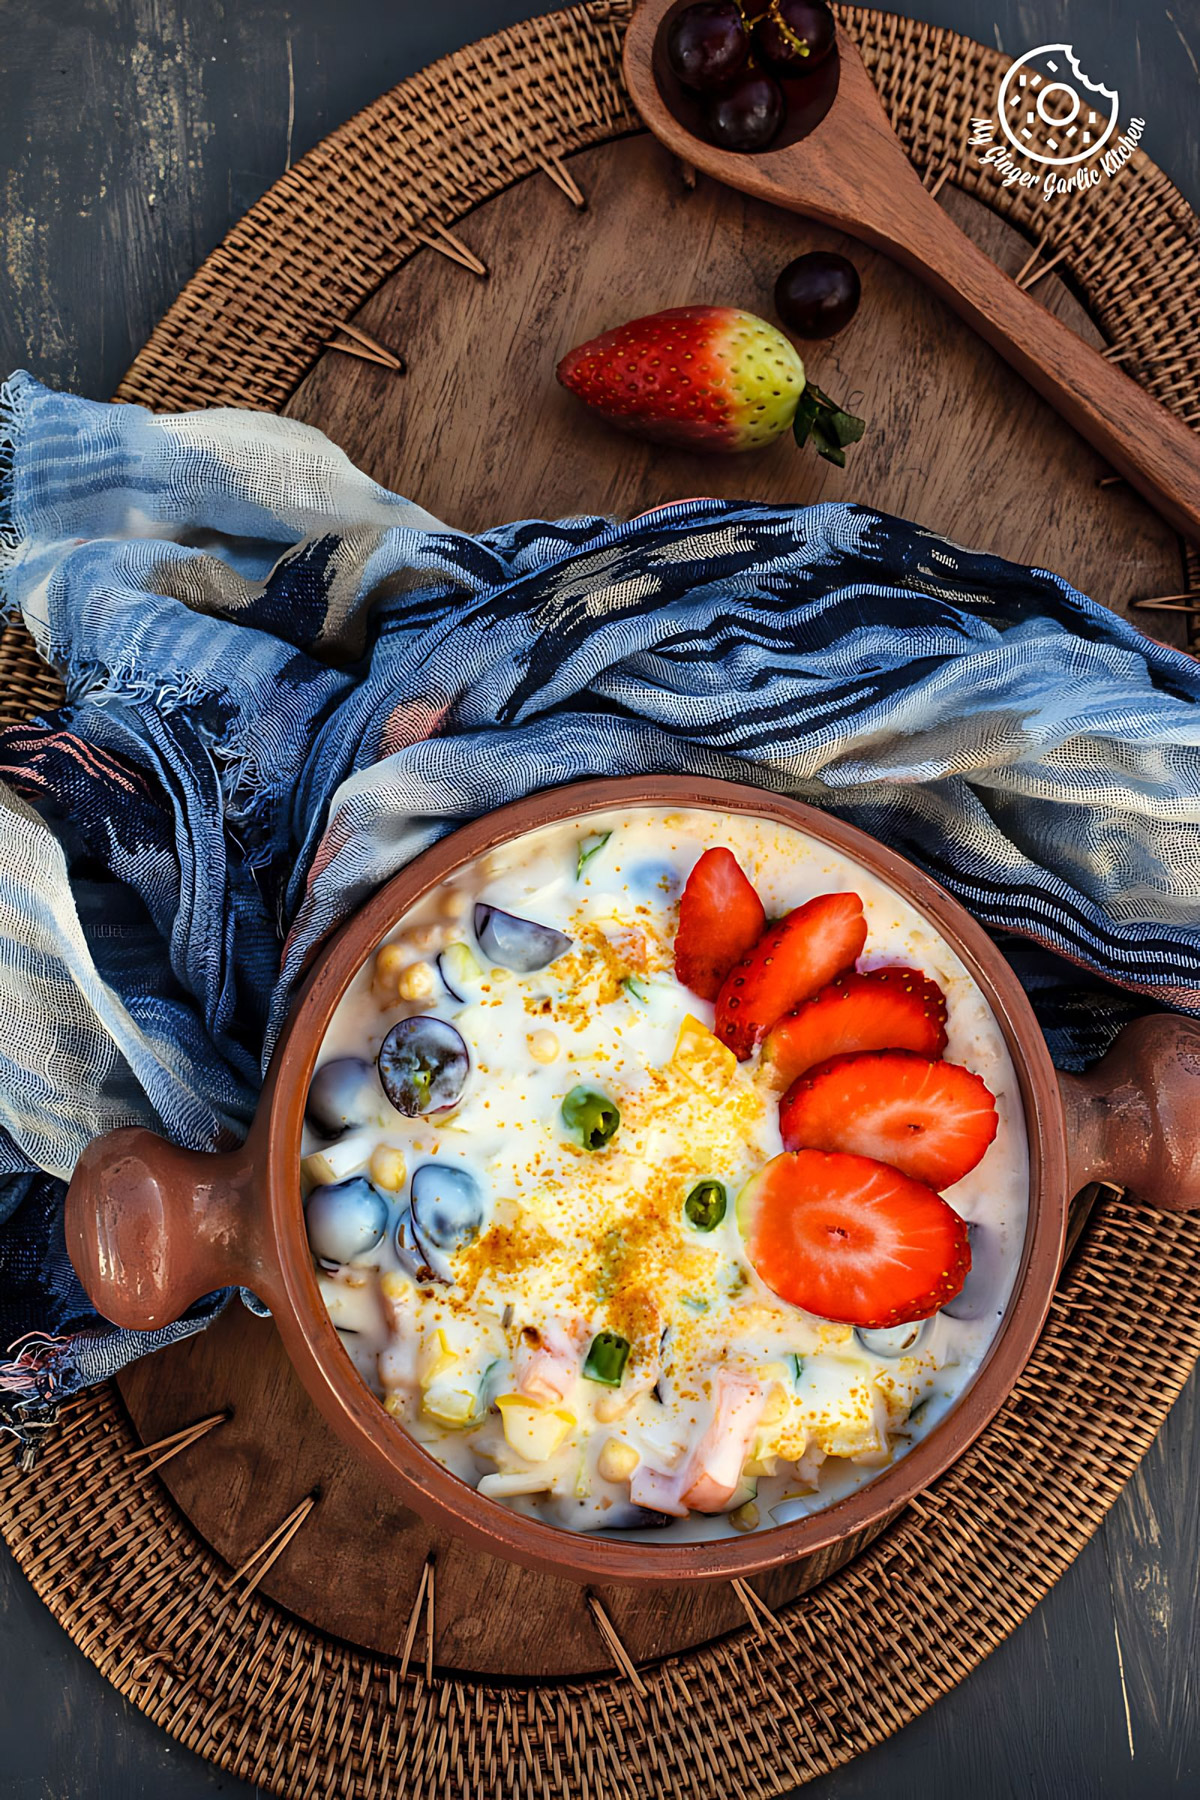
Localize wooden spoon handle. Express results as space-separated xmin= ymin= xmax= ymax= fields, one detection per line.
xmin=1057 ymin=1015 xmax=1200 ymax=1210
xmin=869 ymin=186 xmax=1200 ymax=544
xmin=64 ymin=1127 xmax=277 ymax=1330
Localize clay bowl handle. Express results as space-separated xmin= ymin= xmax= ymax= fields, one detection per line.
xmin=64 ymin=1128 xmax=275 ymax=1331
xmin=1058 ymin=1015 xmax=1200 ymax=1212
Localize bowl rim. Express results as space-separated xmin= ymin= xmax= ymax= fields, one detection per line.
xmin=258 ymin=774 xmax=1069 ymax=1585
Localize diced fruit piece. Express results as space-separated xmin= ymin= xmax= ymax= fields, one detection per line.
xmin=714 ymin=892 xmax=866 ymax=1059
xmin=737 ymin=1149 xmax=972 ymax=1326
xmin=779 ymin=1050 xmax=999 ymax=1188
xmin=419 ymin=1328 xmax=457 ymax=1386
xmin=378 ymin=1016 xmax=469 ymax=1116
xmin=671 ymin=1014 xmax=738 ymax=1093
xmin=561 ymin=1085 xmax=620 ymax=1150
xmin=684 ymin=1179 xmax=727 ymax=1231
xmin=762 ymin=966 xmax=948 ymax=1088
xmin=753 ymin=0 xmax=836 ymax=76
xmin=410 ymin=1163 xmax=486 ymax=1251
xmin=301 ymin=1131 xmax=373 ymax=1187
xmin=496 ymin=1396 xmax=576 ymax=1462
xmin=474 ymin=903 xmax=571 ymax=972
xmin=305 ymin=1178 xmax=389 ymax=1265
xmin=515 ymin=1330 xmax=578 ymax=1405
xmin=478 ymin=1470 xmax=554 ymax=1499
xmin=705 ymin=68 xmax=786 ymax=152
xmin=437 ymin=941 xmax=482 ymax=1001
xmin=666 ymin=1 xmax=751 ymax=92
xmin=674 ymin=847 xmax=767 ymax=1000
xmin=630 ymin=1370 xmax=767 ymax=1516
xmin=305 ymin=1056 xmax=383 ymax=1135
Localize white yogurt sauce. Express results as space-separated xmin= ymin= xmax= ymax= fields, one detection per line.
xmin=302 ymin=805 xmax=1029 ymax=1542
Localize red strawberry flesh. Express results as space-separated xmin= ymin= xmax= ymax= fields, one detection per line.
xmin=762 ymin=966 xmax=948 ymax=1089
xmin=714 ymin=891 xmax=866 ymax=1059
xmin=737 ymin=1149 xmax=972 ymax=1327
xmin=674 ymin=847 xmax=767 ymax=1001
xmin=779 ymin=1049 xmax=999 ymax=1189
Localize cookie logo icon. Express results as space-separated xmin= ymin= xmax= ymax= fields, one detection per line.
xmin=997 ymin=44 xmax=1119 ymax=167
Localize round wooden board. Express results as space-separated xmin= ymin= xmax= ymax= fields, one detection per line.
xmin=117 ymin=129 xmax=1187 ymax=1680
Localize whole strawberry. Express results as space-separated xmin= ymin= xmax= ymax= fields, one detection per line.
xmin=556 ymin=305 xmax=864 ymax=463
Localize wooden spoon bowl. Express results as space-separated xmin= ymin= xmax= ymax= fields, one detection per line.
xmin=624 ymin=0 xmax=1200 ymax=542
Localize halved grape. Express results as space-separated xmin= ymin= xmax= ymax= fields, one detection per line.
xmin=474 ymin=904 xmax=572 ymax=973
xmin=410 ymin=1163 xmax=486 ymax=1252
xmin=855 ymin=1321 xmax=927 ymax=1358
xmin=378 ymin=1017 xmax=469 ymax=1116
xmin=941 ymin=1223 xmax=1000 ymax=1322
xmin=305 ymin=1177 xmax=389 ymax=1264
xmin=305 ymin=1057 xmax=382 ymax=1136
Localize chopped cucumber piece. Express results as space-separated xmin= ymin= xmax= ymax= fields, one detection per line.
xmin=583 ymin=1331 xmax=631 ymax=1386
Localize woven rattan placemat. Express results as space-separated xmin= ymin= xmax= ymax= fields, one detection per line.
xmin=2 ymin=4 xmax=1199 ymax=1795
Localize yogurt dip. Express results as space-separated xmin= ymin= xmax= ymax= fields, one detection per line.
xmin=301 ymin=806 xmax=1028 ymax=1542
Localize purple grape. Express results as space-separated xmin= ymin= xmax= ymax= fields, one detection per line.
xmin=378 ymin=1016 xmax=469 ymax=1116
xmin=753 ymin=0 xmax=835 ymax=77
xmin=941 ymin=1223 xmax=1003 ymax=1322
xmin=306 ymin=1056 xmax=381 ymax=1135
xmin=595 ymin=1506 xmax=675 ymax=1531
xmin=410 ymin=1163 xmax=486 ymax=1251
xmin=774 ymin=251 xmax=861 ymax=338
xmin=474 ymin=904 xmax=572 ymax=973
xmin=666 ymin=1 xmax=750 ymax=93
xmin=704 ymin=69 xmax=785 ymax=152
xmin=305 ymin=1177 xmax=389 ymax=1264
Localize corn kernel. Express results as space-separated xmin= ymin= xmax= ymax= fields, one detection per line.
xmin=528 ymin=1029 xmax=560 ymax=1064
xmin=729 ymin=1500 xmax=760 ymax=1533
xmin=375 ymin=941 xmax=407 ymax=981
xmin=380 ymin=1269 xmax=408 ymax=1301
xmin=597 ymin=1438 xmax=639 ymax=1483
xmin=593 ymin=1392 xmax=631 ymax=1424
xmin=369 ymin=1143 xmax=407 ymax=1191
xmin=384 ymin=1392 xmax=405 ymax=1418
xmin=441 ymin=887 xmax=471 ymax=921
xmin=398 ymin=960 xmax=436 ymax=1001
xmin=412 ymin=923 xmax=440 ymax=951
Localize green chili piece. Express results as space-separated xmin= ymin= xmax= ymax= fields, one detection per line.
xmin=561 ymin=1085 xmax=620 ymax=1151
xmin=684 ymin=1179 xmax=727 ymax=1231
xmin=787 ymin=1353 xmax=805 ymax=1385
xmin=622 ymin=974 xmax=650 ymax=1004
xmin=583 ymin=1331 xmax=631 ymax=1386
xmin=576 ymin=831 xmax=612 ymax=879
xmin=905 ymin=1396 xmax=931 ymax=1429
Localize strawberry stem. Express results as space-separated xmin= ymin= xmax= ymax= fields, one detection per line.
xmin=792 ymin=384 xmax=867 ymax=468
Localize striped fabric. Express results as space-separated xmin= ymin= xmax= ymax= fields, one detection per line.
xmin=1 ymin=369 xmax=1198 ymax=1425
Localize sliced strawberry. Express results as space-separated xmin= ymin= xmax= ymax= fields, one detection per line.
xmin=714 ymin=892 xmax=866 ymax=1059
xmin=674 ymin=848 xmax=767 ymax=1002
xmin=737 ymin=1149 xmax=971 ymax=1327
xmin=762 ymin=967 xmax=948 ymax=1089
xmin=779 ymin=1050 xmax=998 ymax=1189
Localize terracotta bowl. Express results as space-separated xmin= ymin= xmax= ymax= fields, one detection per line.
xmin=65 ymin=776 xmax=1200 ymax=1586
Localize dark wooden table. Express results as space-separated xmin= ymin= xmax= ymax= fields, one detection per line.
xmin=1 ymin=3 xmax=1197 ymax=1796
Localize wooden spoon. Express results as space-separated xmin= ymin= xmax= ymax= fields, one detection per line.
xmin=623 ymin=1 xmax=1200 ymax=544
